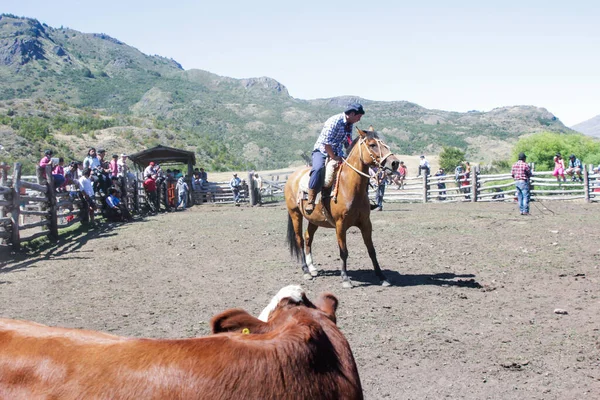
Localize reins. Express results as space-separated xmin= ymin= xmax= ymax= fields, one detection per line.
xmin=342 ymin=136 xmax=394 ymax=178
xmin=332 ymin=136 xmax=395 ymax=202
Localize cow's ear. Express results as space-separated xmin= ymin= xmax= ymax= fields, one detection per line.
xmin=210 ymin=309 xmax=267 ymax=334
xmin=314 ymin=293 xmax=338 ymax=323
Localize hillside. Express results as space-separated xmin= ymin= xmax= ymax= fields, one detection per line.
xmin=0 ymin=14 xmax=577 ymax=172
xmin=572 ymin=114 xmax=600 ymax=138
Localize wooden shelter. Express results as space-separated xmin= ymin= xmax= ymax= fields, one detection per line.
xmin=128 ymin=145 xmax=196 ymax=177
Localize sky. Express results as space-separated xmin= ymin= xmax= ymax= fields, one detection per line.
xmin=6 ymin=0 xmax=600 ymax=126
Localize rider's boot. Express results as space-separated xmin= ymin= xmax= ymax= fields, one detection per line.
xmin=305 ymin=189 xmax=317 ymax=214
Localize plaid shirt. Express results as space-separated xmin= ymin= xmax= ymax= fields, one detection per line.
xmin=314 ymin=113 xmax=352 ymax=157
xmin=511 ymin=160 xmax=531 ymax=180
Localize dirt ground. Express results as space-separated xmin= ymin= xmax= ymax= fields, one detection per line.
xmin=1 ymin=200 xmax=599 ymax=399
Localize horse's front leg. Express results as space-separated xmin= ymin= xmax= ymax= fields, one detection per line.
xmin=304 ymin=222 xmax=319 ymax=277
xmin=335 ymin=225 xmax=352 ymax=289
xmin=358 ymin=219 xmax=391 ymax=286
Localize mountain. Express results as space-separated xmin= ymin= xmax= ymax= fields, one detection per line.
xmin=572 ymin=115 xmax=600 ymax=138
xmin=0 ymin=14 xmax=578 ymax=173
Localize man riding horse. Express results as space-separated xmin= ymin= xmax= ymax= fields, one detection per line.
xmin=305 ymin=103 xmax=365 ymax=213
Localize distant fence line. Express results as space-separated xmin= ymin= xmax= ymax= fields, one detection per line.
xmin=2 ymin=162 xmax=596 ymax=252
xmin=380 ymin=164 xmax=599 ymax=204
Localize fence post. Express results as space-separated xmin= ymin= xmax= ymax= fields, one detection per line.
xmin=248 ymin=172 xmax=256 ymax=206
xmin=133 ymin=180 xmax=139 ymax=213
xmin=11 ymin=163 xmax=22 ymax=252
xmin=46 ymin=165 xmax=58 ymax=239
xmin=422 ymin=174 xmax=428 ymax=203
xmin=583 ymin=166 xmax=590 ymax=203
xmin=471 ymin=167 xmax=478 ymax=202
xmin=0 ymin=162 xmax=7 ymax=219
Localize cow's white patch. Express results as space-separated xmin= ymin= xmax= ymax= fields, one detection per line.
xmin=258 ymin=285 xmax=304 ymax=322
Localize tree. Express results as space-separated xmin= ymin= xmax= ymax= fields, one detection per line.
xmin=513 ymin=132 xmax=600 ymax=170
xmin=439 ymin=147 xmax=466 ymax=172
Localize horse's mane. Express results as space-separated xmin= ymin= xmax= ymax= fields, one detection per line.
xmin=346 ymin=130 xmax=380 ymax=155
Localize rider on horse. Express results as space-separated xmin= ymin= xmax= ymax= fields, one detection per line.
xmin=306 ymin=103 xmax=365 ymax=213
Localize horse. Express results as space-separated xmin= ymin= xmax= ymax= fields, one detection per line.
xmin=285 ymin=127 xmax=400 ymax=288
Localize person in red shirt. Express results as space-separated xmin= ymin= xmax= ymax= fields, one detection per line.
xmin=143 ymin=174 xmax=158 ymax=213
xmin=511 ymin=152 xmax=532 ymax=215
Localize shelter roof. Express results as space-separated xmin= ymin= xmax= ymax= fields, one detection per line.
xmin=128 ymin=145 xmax=196 ymax=168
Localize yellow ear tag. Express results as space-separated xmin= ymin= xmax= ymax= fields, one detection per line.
xmin=242 ymin=328 xmax=250 ymax=335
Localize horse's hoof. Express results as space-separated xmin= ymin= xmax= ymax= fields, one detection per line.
xmin=342 ymin=281 xmax=353 ymax=289
xmin=381 ymin=280 xmax=391 ymax=287
xmin=309 ymin=269 xmax=319 ymax=277
xmin=303 ymin=273 xmax=313 ymax=281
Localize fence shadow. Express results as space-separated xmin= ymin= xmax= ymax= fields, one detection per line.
xmin=318 ymin=268 xmax=482 ymax=289
xmin=0 ymin=222 xmax=122 ymax=274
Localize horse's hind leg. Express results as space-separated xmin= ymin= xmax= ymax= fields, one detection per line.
xmin=288 ymin=211 xmax=312 ymax=280
xmin=358 ymin=220 xmax=391 ymax=286
xmin=304 ymin=222 xmax=319 ymax=277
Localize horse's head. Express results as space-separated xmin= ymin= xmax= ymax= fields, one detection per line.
xmin=354 ymin=127 xmax=400 ymax=174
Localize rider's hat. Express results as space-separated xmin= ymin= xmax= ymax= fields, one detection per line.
xmin=344 ymin=103 xmax=365 ymax=115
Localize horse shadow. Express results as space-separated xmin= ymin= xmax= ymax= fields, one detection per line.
xmin=318 ymin=268 xmax=482 ymax=289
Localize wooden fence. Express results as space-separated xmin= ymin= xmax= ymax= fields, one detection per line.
xmin=374 ymin=164 xmax=599 ymax=203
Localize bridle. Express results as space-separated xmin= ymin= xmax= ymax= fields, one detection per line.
xmin=342 ymin=136 xmax=395 ymax=178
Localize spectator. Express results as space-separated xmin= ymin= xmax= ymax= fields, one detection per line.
xmin=199 ymin=168 xmax=208 ymax=183
xmin=94 ymin=149 xmax=111 ymax=195
xmin=109 ymin=154 xmax=119 ymax=178
xmin=83 ymin=148 xmax=101 ymax=170
xmin=565 ymin=154 xmax=583 ymax=182
xmin=64 ymin=162 xmax=80 ymax=189
xmin=39 ymin=150 xmax=65 ymax=189
xmin=230 ymin=173 xmax=242 ymax=205
xmin=435 ymin=168 xmax=447 ymax=200
xmin=395 ymin=161 xmax=407 ymax=189
xmin=552 ymin=153 xmax=566 ymax=183
xmin=192 ymin=172 xmax=202 ymax=191
xmin=143 ymin=174 xmax=158 ymax=214
xmin=52 ymin=157 xmax=67 ymax=191
xmin=374 ymin=167 xmax=386 ymax=211
xmin=105 ymin=188 xmax=133 ymax=222
xmin=117 ymin=154 xmax=129 ymax=178
xmin=253 ymin=172 xmax=263 ymax=205
xmin=144 ymin=161 xmax=157 ymax=178
xmin=511 ymin=152 xmax=532 ymax=216
xmin=418 ymin=155 xmax=430 ymax=177
xmin=176 ymin=176 xmax=190 ymax=210
xmin=78 ymin=168 xmax=97 ymax=223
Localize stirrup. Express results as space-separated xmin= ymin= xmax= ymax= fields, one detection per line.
xmin=305 ymin=201 xmax=315 ymax=214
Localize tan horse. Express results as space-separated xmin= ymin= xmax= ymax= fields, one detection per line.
xmin=285 ymin=128 xmax=400 ymax=288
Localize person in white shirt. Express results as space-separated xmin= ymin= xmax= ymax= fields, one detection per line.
xmin=78 ymin=168 xmax=97 ymax=223
xmin=418 ymin=155 xmax=430 ymax=177
xmin=143 ymin=161 xmax=158 ymax=178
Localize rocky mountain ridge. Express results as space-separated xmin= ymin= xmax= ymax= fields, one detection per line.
xmin=0 ymin=14 xmax=578 ymax=171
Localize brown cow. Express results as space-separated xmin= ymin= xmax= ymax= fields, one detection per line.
xmin=0 ymin=285 xmax=363 ymax=400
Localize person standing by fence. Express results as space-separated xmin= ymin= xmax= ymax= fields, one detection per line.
xmin=511 ymin=152 xmax=532 ymax=216
xmin=176 ymin=176 xmax=190 ymax=210
xmin=230 ymin=173 xmax=242 ymax=205
xmin=374 ymin=167 xmax=387 ymax=211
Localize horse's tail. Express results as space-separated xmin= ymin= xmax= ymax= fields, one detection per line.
xmin=287 ymin=213 xmax=301 ymax=260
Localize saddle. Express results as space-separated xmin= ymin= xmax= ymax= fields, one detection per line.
xmin=298 ymin=159 xmax=339 ymax=204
